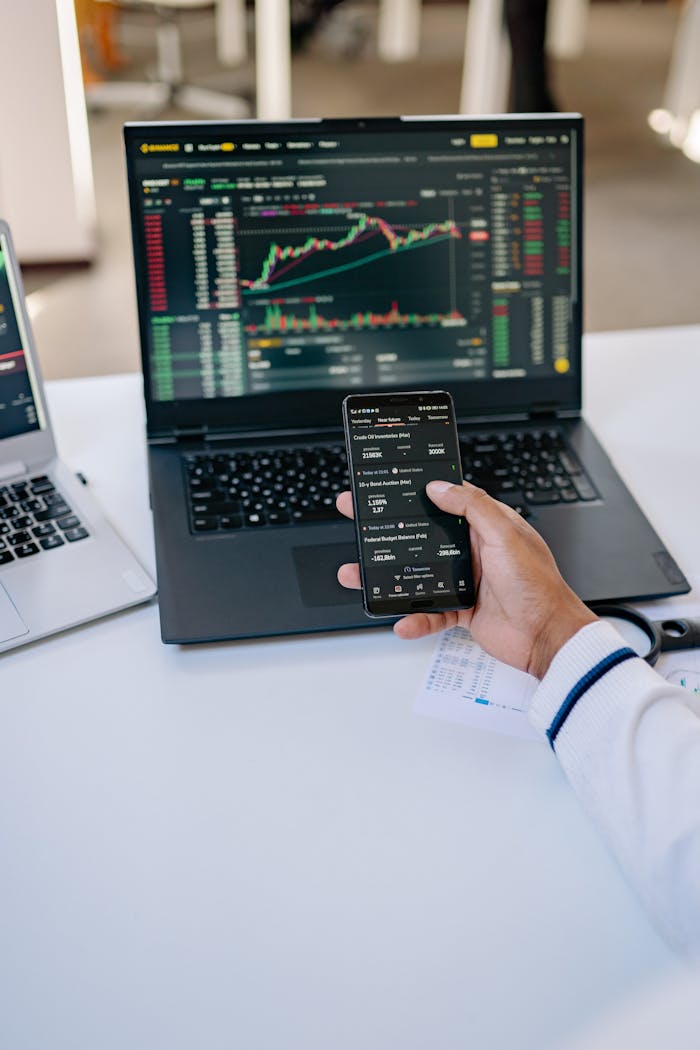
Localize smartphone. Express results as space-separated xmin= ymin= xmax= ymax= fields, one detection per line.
xmin=342 ymin=390 xmax=476 ymax=618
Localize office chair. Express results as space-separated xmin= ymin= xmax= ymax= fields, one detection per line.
xmin=85 ymin=0 xmax=250 ymax=117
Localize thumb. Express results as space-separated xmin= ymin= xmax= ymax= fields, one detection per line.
xmin=426 ymin=479 xmax=512 ymax=539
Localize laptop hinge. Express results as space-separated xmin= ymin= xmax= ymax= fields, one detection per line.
xmin=528 ymin=404 xmax=559 ymax=422
xmin=0 ymin=459 xmax=27 ymax=482
xmin=175 ymin=425 xmax=208 ymax=440
xmin=149 ymin=426 xmax=207 ymax=445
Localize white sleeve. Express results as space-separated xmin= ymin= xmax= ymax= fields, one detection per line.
xmin=556 ymin=968 xmax=700 ymax=1050
xmin=528 ymin=620 xmax=700 ymax=961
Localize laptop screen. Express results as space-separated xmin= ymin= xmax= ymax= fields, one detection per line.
xmin=124 ymin=115 xmax=582 ymax=430
xmin=0 ymin=234 xmax=42 ymax=442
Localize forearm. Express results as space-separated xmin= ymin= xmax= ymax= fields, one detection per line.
xmin=529 ymin=621 xmax=700 ymax=960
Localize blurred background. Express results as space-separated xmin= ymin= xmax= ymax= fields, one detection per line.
xmin=1 ymin=0 xmax=698 ymax=381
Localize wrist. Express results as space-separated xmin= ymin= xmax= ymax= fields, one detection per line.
xmin=528 ymin=602 xmax=598 ymax=680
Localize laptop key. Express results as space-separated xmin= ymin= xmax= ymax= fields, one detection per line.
xmin=56 ymin=515 xmax=81 ymax=531
xmin=20 ymin=498 xmax=43 ymax=514
xmin=525 ymin=489 xmax=560 ymax=505
xmin=192 ymin=516 xmax=219 ymax=531
xmin=495 ymin=491 xmax=531 ymax=519
xmin=265 ymin=511 xmax=291 ymax=526
xmin=291 ymin=506 xmax=337 ymax=523
xmin=218 ymin=515 xmax=243 ymax=530
xmin=558 ymin=451 xmax=582 ymax=475
xmin=0 ymin=550 xmax=14 ymax=565
xmin=40 ymin=534 xmax=66 ymax=550
xmin=32 ymin=522 xmax=56 ymax=536
xmin=64 ymin=527 xmax=89 ymax=543
xmin=14 ymin=543 xmax=40 ymax=558
xmin=44 ymin=491 xmax=70 ymax=506
xmin=560 ymin=487 xmax=579 ymax=502
xmin=13 ymin=515 xmax=33 ymax=530
xmin=572 ymin=475 xmax=598 ymax=501
xmin=30 ymin=480 xmax=55 ymax=495
xmin=34 ymin=503 xmax=71 ymax=522
xmin=9 ymin=531 xmax=32 ymax=546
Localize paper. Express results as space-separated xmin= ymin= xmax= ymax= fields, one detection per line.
xmin=415 ymin=576 xmax=700 ymax=738
xmin=634 ymin=575 xmax=700 ymax=697
xmin=665 ymin=667 xmax=700 ymax=694
xmin=415 ymin=626 xmax=540 ymax=740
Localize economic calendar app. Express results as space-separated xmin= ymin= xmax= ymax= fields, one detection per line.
xmin=347 ymin=396 xmax=473 ymax=609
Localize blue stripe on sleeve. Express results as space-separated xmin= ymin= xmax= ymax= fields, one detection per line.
xmin=547 ymin=647 xmax=638 ymax=750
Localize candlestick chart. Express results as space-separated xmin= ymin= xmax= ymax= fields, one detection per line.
xmin=240 ymin=212 xmax=462 ymax=295
xmin=239 ymin=210 xmax=469 ymax=341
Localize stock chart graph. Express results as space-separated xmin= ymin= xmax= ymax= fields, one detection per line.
xmin=238 ymin=206 xmax=476 ymax=367
xmin=240 ymin=212 xmax=462 ymax=294
xmin=130 ymin=124 xmax=577 ymax=401
xmin=243 ymin=299 xmax=467 ymax=335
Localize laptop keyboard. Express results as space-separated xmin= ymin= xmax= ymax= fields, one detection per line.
xmin=185 ymin=445 xmax=350 ymax=531
xmin=184 ymin=428 xmax=598 ymax=534
xmin=459 ymin=428 xmax=598 ymax=515
xmin=0 ymin=476 xmax=89 ymax=565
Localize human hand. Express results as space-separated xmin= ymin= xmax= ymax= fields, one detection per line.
xmin=336 ymin=480 xmax=597 ymax=679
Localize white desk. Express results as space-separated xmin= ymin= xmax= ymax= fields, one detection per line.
xmin=1 ymin=326 xmax=698 ymax=1050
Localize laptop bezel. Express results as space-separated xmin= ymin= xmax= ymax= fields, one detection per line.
xmin=123 ymin=114 xmax=584 ymax=437
xmin=0 ymin=220 xmax=57 ymax=471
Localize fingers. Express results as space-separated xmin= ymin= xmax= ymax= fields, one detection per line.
xmin=426 ymin=479 xmax=524 ymax=539
xmin=336 ymin=490 xmax=353 ymax=520
xmin=340 ymin=481 xmax=523 ymax=543
xmin=393 ymin=609 xmax=463 ymax=640
xmin=337 ymin=562 xmax=361 ymax=589
xmin=337 ymin=561 xmax=473 ymax=646
xmin=335 ymin=494 xmax=359 ymax=588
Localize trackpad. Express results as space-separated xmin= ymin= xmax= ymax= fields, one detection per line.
xmin=0 ymin=582 xmax=29 ymax=643
xmin=293 ymin=543 xmax=361 ymax=608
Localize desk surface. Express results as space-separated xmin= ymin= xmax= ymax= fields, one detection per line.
xmin=1 ymin=326 xmax=698 ymax=1050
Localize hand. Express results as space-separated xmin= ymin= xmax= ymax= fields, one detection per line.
xmin=336 ymin=480 xmax=597 ymax=679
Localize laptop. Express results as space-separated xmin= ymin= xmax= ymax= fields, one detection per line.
xmin=123 ymin=114 xmax=689 ymax=643
xmin=0 ymin=220 xmax=156 ymax=653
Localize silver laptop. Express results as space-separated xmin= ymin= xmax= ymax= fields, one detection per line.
xmin=0 ymin=219 xmax=156 ymax=652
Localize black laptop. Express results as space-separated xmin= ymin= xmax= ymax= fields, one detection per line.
xmin=123 ymin=114 xmax=689 ymax=643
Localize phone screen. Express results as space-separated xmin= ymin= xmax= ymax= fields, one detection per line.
xmin=343 ymin=390 xmax=476 ymax=617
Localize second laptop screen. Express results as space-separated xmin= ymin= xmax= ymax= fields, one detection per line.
xmin=0 ymin=237 xmax=41 ymax=442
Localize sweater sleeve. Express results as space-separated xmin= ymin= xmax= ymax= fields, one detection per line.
xmin=528 ymin=620 xmax=700 ymax=960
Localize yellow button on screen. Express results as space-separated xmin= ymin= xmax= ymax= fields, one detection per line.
xmin=554 ymin=358 xmax=570 ymax=374
xmin=470 ymin=134 xmax=498 ymax=148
